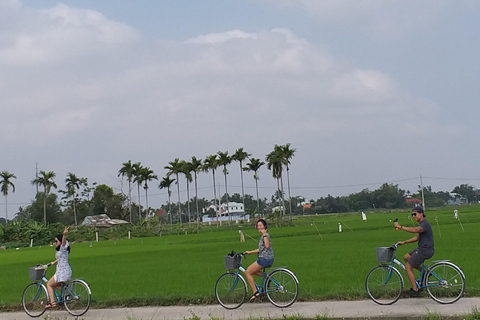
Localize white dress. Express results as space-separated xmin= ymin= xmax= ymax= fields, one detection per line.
xmin=54 ymin=241 xmax=72 ymax=282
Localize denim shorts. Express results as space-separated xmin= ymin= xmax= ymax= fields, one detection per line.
xmin=257 ymin=257 xmax=274 ymax=268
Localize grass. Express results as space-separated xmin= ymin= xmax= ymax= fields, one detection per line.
xmin=1 ymin=205 xmax=479 ymax=311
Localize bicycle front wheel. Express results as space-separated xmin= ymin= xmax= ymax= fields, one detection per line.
xmin=64 ymin=279 xmax=92 ymax=316
xmin=425 ymin=262 xmax=465 ymax=304
xmin=265 ymin=268 xmax=299 ymax=308
xmin=215 ymin=272 xmax=247 ymax=309
xmin=22 ymin=282 xmax=48 ymax=317
xmin=366 ymin=265 xmax=403 ymax=305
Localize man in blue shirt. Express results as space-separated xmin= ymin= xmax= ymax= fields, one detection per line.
xmin=394 ymin=206 xmax=434 ymax=297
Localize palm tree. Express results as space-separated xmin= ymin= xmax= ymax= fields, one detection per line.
xmin=32 ymin=170 xmax=57 ymax=225
xmin=0 ymin=171 xmax=16 ymax=222
xmin=281 ymin=143 xmax=296 ymax=220
xmin=138 ymin=167 xmax=158 ymax=218
xmin=217 ymin=151 xmax=232 ymax=223
xmin=132 ymin=162 xmax=144 ymax=221
xmin=266 ymin=145 xmax=285 ymax=215
xmin=232 ymin=148 xmax=251 ymax=216
xmin=165 ymin=158 xmax=183 ymax=225
xmin=244 ymin=158 xmax=265 ymax=214
xmin=159 ymin=176 xmax=175 ymax=227
xmin=65 ymin=172 xmax=83 ymax=225
xmin=190 ymin=156 xmax=203 ymax=225
xmin=118 ymin=160 xmax=135 ymax=223
xmin=180 ymin=160 xmax=192 ymax=223
xmin=203 ymin=154 xmax=219 ymax=224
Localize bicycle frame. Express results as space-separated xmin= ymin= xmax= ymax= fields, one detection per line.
xmin=381 ymin=248 xmax=462 ymax=290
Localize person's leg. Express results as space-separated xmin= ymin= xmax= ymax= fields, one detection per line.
xmin=405 ymin=262 xmax=419 ymax=291
xmin=403 ymin=253 xmax=411 ymax=263
xmin=46 ymin=276 xmax=59 ymax=307
xmin=245 ymin=262 xmax=263 ymax=299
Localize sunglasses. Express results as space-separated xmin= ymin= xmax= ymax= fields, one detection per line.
xmin=411 ymin=212 xmax=418 ymax=216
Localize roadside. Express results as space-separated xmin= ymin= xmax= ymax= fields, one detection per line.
xmin=1 ymin=298 xmax=479 ymax=320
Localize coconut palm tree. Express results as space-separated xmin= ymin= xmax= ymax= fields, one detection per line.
xmin=0 ymin=171 xmax=16 ymax=222
xmin=165 ymin=158 xmax=183 ymax=225
xmin=180 ymin=160 xmax=192 ymax=223
xmin=203 ymin=154 xmax=219 ymax=224
xmin=159 ymin=176 xmax=175 ymax=227
xmin=266 ymin=145 xmax=285 ymax=215
xmin=132 ymin=162 xmax=143 ymax=221
xmin=65 ymin=172 xmax=83 ymax=225
xmin=190 ymin=156 xmax=203 ymax=225
xmin=232 ymin=148 xmax=251 ymax=216
xmin=118 ymin=160 xmax=135 ymax=223
xmin=138 ymin=166 xmax=158 ymax=218
xmin=244 ymin=158 xmax=265 ymax=214
xmin=217 ymin=151 xmax=232 ymax=223
xmin=281 ymin=143 xmax=296 ymax=220
xmin=32 ymin=170 xmax=57 ymax=225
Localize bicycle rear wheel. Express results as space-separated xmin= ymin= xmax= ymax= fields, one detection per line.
xmin=215 ymin=272 xmax=247 ymax=309
xmin=22 ymin=282 xmax=48 ymax=317
xmin=64 ymin=279 xmax=92 ymax=316
xmin=425 ymin=262 xmax=465 ymax=304
xmin=265 ymin=268 xmax=299 ymax=308
xmin=366 ymin=265 xmax=403 ymax=305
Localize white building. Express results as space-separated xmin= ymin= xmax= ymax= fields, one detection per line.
xmin=202 ymin=201 xmax=249 ymax=223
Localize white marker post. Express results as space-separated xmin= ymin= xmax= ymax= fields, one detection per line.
xmin=96 ymin=231 xmax=99 ymax=242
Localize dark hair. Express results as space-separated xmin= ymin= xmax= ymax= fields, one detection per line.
xmin=55 ymin=234 xmax=71 ymax=253
xmin=256 ymin=219 xmax=268 ymax=230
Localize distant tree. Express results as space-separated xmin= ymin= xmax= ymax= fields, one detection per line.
xmin=159 ymin=176 xmax=175 ymax=226
xmin=0 ymin=171 xmax=16 ymax=222
xmin=91 ymin=184 xmax=126 ymax=220
xmin=64 ymin=173 xmax=86 ymax=225
xmin=203 ymin=155 xmax=219 ymax=224
xmin=132 ymin=162 xmax=143 ymax=220
xmin=32 ymin=170 xmax=57 ymax=225
xmin=232 ymin=148 xmax=251 ymax=215
xmin=244 ymin=157 xmax=265 ymax=214
xmin=452 ymin=184 xmax=477 ymax=203
xmin=281 ymin=143 xmax=296 ymax=220
xmin=190 ymin=156 xmax=203 ymax=225
xmin=266 ymin=145 xmax=285 ymax=215
xmin=138 ymin=166 xmax=158 ymax=218
xmin=165 ymin=158 xmax=183 ymax=225
xmin=217 ymin=151 xmax=232 ymax=223
xmin=118 ymin=160 xmax=135 ymax=223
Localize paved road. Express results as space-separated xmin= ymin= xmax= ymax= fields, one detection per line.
xmin=2 ymin=298 xmax=479 ymax=319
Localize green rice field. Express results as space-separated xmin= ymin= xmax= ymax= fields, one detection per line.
xmin=1 ymin=205 xmax=479 ymax=310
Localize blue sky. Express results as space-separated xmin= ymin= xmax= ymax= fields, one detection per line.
xmin=1 ymin=0 xmax=480 ymax=219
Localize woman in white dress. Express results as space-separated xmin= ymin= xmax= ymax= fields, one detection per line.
xmin=45 ymin=226 xmax=72 ymax=308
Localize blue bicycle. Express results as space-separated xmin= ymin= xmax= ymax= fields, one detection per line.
xmin=365 ymin=243 xmax=465 ymax=305
xmin=22 ymin=264 xmax=91 ymax=317
xmin=215 ymin=251 xmax=299 ymax=309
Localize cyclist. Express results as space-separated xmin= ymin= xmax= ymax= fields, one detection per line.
xmin=45 ymin=226 xmax=72 ymax=308
xmin=244 ymin=219 xmax=274 ymax=302
xmin=393 ymin=206 xmax=434 ymax=297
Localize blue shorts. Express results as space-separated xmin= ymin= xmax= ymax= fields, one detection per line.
xmin=257 ymin=257 xmax=274 ymax=268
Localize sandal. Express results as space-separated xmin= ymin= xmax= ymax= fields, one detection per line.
xmin=45 ymin=301 xmax=57 ymax=309
xmin=249 ymin=291 xmax=260 ymax=302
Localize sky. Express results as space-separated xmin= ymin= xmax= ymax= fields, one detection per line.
xmin=1 ymin=0 xmax=480 ymax=220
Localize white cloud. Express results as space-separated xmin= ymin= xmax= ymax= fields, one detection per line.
xmin=1 ymin=1 xmax=474 ymax=217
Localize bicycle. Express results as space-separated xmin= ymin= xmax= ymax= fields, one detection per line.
xmin=22 ymin=263 xmax=92 ymax=317
xmin=215 ymin=251 xmax=299 ymax=309
xmin=365 ymin=243 xmax=465 ymax=305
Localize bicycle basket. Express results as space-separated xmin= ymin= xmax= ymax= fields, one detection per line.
xmin=29 ymin=266 xmax=46 ymax=281
xmin=376 ymin=247 xmax=394 ymax=263
xmin=224 ymin=254 xmax=242 ymax=269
